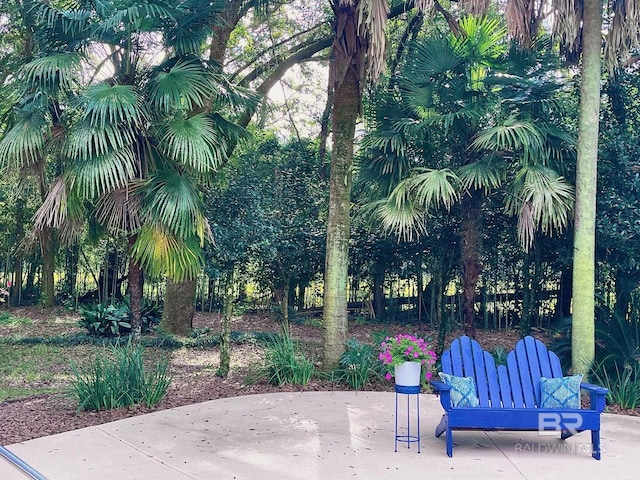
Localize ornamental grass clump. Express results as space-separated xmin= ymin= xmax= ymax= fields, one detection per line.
xmin=379 ymin=334 xmax=437 ymax=384
xmin=69 ymin=340 xmax=171 ymax=411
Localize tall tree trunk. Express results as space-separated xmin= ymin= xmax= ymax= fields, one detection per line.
xmin=40 ymin=226 xmax=55 ymax=307
xmin=613 ymin=269 xmax=640 ymax=321
xmin=461 ymin=191 xmax=482 ymax=338
xmin=436 ymin=265 xmax=446 ymax=354
xmin=281 ymin=284 xmax=290 ymax=335
xmin=11 ymin=196 xmax=26 ymax=306
xmin=322 ymin=4 xmax=361 ymax=370
xmin=520 ymin=249 xmax=533 ymax=337
xmin=373 ymin=268 xmax=386 ymax=321
xmin=161 ymin=279 xmax=196 ymax=335
xmin=297 ymin=281 xmax=307 ymax=310
xmin=65 ymin=244 xmax=79 ymax=300
xmin=572 ymin=0 xmax=602 ymax=375
xmin=558 ymin=265 xmax=573 ymax=319
xmin=218 ymin=269 xmax=235 ymax=378
xmin=127 ymin=236 xmax=144 ymax=339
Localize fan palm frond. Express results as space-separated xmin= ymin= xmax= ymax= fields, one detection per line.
xmin=158 ymin=114 xmax=225 ymax=172
xmin=209 ymin=112 xmax=250 ymax=145
xmin=409 ymin=167 xmax=461 ymax=211
xmin=68 ymin=148 xmax=137 ymax=198
xmin=370 ymin=192 xmax=428 ymax=242
xmin=362 ymin=126 xmax=409 ymax=157
xmin=507 ymin=165 xmax=574 ymax=250
xmin=470 ymin=117 xmax=545 ymax=162
xmin=32 ymin=176 xmax=84 ymax=244
xmin=84 ymin=83 xmax=145 ymax=129
xmin=458 ymin=156 xmax=505 ymax=192
xmin=94 ymin=0 xmax=175 ymax=37
xmin=18 ymin=54 xmax=81 ymax=94
xmin=130 ymin=225 xmax=203 ymax=282
xmin=404 ymin=37 xmax=462 ymax=80
xmin=36 ymin=3 xmax=91 ymax=40
xmin=94 ymin=183 xmax=143 ymax=234
xmin=0 ymin=112 xmax=49 ymax=168
xmin=453 ymin=15 xmax=508 ymax=63
xmin=210 ymin=74 xmax=262 ymax=113
xmin=148 ymin=59 xmax=215 ymax=112
xmin=141 ymin=170 xmax=205 ymax=240
xmin=64 ymin=122 xmax=136 ymax=160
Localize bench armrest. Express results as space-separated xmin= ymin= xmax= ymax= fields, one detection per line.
xmin=430 ymin=380 xmax=450 ymax=392
xmin=430 ymin=380 xmax=453 ymax=411
xmin=581 ymin=382 xmax=608 ymax=413
xmin=580 ymin=382 xmax=608 ymax=395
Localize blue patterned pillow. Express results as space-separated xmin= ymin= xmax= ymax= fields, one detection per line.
xmin=540 ymin=375 xmax=583 ymax=409
xmin=438 ymin=372 xmax=480 ymax=408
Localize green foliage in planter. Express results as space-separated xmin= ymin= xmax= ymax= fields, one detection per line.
xmin=336 ymin=338 xmax=383 ymax=389
xmin=69 ymin=340 xmax=171 ymax=410
xmin=263 ymin=333 xmax=314 ymax=386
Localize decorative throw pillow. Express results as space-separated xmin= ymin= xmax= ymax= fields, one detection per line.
xmin=539 ymin=374 xmax=583 ymax=409
xmin=438 ymin=372 xmax=480 ymax=408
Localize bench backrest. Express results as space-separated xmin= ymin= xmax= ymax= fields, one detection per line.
xmin=441 ymin=336 xmax=564 ymax=408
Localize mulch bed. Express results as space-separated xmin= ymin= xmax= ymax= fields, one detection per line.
xmin=2 ymin=307 xmax=635 ymax=446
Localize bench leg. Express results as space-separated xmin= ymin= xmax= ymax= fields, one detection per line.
xmin=560 ymin=429 xmax=574 ymax=440
xmin=446 ymin=426 xmax=453 ymax=457
xmin=435 ymin=415 xmax=447 ymax=438
xmin=592 ymin=430 xmax=601 ymax=460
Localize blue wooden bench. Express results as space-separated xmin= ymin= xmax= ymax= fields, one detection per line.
xmin=430 ymin=336 xmax=608 ymax=459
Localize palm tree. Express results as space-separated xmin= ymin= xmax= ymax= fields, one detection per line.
xmin=0 ymin=0 xmax=84 ymax=306
xmin=1 ymin=0 xmax=253 ymax=335
xmin=568 ymin=0 xmax=602 ymax=375
xmin=322 ymin=0 xmax=503 ymax=367
xmin=361 ymin=16 xmax=575 ymax=336
xmin=505 ymin=0 xmax=639 ymax=374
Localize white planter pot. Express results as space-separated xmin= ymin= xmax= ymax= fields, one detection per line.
xmin=394 ymin=361 xmax=421 ymax=387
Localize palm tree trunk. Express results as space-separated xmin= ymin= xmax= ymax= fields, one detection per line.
xmin=161 ymin=279 xmax=196 ymax=335
xmin=128 ymin=235 xmax=144 ymax=339
xmin=11 ymin=196 xmax=26 ymax=306
xmin=461 ymin=191 xmax=482 ymax=338
xmin=373 ymin=268 xmax=386 ymax=321
xmin=571 ymin=0 xmax=602 ymax=375
xmin=218 ymin=268 xmax=235 ymax=378
xmin=40 ymin=226 xmax=55 ymax=307
xmin=322 ymin=3 xmax=361 ymax=370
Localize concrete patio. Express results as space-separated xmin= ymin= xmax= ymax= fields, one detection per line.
xmin=2 ymin=391 xmax=639 ymax=479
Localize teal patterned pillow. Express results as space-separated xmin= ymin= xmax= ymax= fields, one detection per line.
xmin=540 ymin=375 xmax=583 ymax=409
xmin=438 ymin=372 xmax=480 ymax=408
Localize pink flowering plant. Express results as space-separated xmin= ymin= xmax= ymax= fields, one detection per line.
xmin=379 ymin=334 xmax=438 ymax=384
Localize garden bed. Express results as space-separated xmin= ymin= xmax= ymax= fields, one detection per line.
xmin=1 ymin=306 xmax=636 ymax=446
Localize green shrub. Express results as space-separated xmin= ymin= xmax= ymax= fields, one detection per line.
xmin=592 ymin=361 xmax=640 ymax=410
xmin=337 ymin=338 xmax=382 ymax=389
xmin=69 ymin=340 xmax=172 ymax=410
xmin=79 ymin=303 xmax=131 ymax=337
xmin=79 ymin=300 xmax=163 ymax=337
xmin=264 ymin=334 xmax=314 ymax=386
xmin=0 ymin=313 xmax=32 ymax=326
xmin=491 ymin=346 xmax=509 ymax=366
